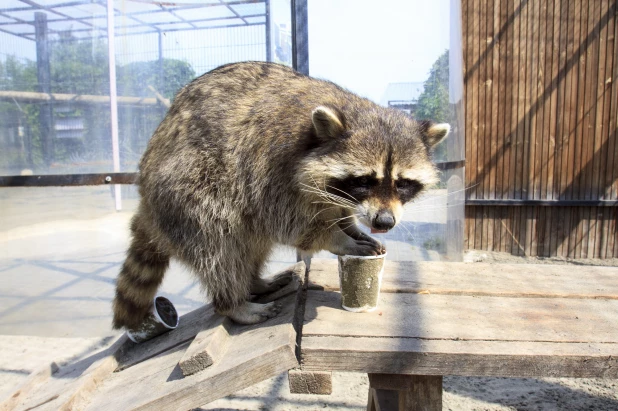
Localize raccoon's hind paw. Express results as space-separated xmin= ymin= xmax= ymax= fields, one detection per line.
xmin=219 ymin=301 xmax=282 ymax=325
xmin=250 ymin=270 xmax=294 ymax=295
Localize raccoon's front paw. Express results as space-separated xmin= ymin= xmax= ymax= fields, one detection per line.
xmin=358 ymin=232 xmax=386 ymax=253
xmin=219 ymin=301 xmax=282 ymax=325
xmin=346 ymin=238 xmax=385 ymax=256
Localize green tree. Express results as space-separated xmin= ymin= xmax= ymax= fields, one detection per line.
xmin=415 ymin=49 xmax=449 ymax=123
xmin=0 ymin=31 xmax=196 ymax=174
xmin=415 ymin=50 xmax=450 ymax=161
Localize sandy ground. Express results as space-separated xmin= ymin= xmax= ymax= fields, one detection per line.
xmin=1 ymin=187 xmax=617 ymax=409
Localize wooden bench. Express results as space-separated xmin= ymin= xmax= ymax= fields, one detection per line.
xmin=298 ymin=259 xmax=618 ymax=410
xmin=3 ymin=258 xmax=617 ymax=410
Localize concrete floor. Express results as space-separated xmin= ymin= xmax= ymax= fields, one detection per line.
xmin=0 ymin=185 xmax=451 ymax=338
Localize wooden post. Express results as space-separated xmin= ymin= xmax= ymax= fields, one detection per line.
xmin=34 ymin=12 xmax=53 ymax=167
xmin=265 ymin=0 xmax=272 ymax=62
xmin=368 ymin=374 xmax=443 ymax=411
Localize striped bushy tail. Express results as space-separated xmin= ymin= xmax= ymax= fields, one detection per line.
xmin=112 ymin=216 xmax=169 ymax=330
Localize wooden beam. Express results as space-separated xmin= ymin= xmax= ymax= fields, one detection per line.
xmin=287 ymin=370 xmax=332 ymax=395
xmin=178 ymin=316 xmax=231 ymax=377
xmin=0 ymin=90 xmax=163 ymax=106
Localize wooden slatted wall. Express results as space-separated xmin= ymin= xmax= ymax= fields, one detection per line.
xmin=462 ymin=0 xmax=618 ymax=258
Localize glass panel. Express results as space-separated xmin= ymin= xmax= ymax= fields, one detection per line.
xmin=0 ymin=0 xmax=292 ymax=338
xmin=307 ymin=0 xmax=465 ymax=261
xmin=0 ymin=0 xmax=287 ymax=177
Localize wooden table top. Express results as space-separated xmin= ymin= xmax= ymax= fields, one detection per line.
xmin=301 ymin=259 xmax=618 ymax=378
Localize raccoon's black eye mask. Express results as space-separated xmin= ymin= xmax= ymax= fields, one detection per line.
xmin=396 ymin=179 xmax=424 ymax=203
xmin=326 ymin=175 xmax=378 ymax=202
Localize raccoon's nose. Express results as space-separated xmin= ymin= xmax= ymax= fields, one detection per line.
xmin=373 ymin=210 xmax=395 ymax=231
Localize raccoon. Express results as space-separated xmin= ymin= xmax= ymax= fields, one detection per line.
xmin=112 ymin=61 xmax=449 ymax=328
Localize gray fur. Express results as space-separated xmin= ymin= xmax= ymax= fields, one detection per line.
xmin=112 ymin=61 xmax=448 ymax=328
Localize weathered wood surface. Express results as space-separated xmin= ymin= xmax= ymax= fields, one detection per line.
xmin=308 ymin=259 xmax=618 ymax=299
xmin=115 ymin=304 xmax=218 ymax=372
xmin=85 ymin=294 xmax=298 ymax=411
xmin=178 ymin=316 xmax=231 ymax=376
xmin=463 ymin=0 xmax=618 ymax=258
xmin=288 ymin=370 xmax=332 ymax=395
xmin=301 ymin=259 xmax=618 ymax=378
xmin=368 ymin=374 xmax=442 ymax=411
xmin=8 ymin=334 xmax=128 ymax=411
xmin=13 ymin=262 xmax=304 ymax=411
xmin=0 ymin=362 xmax=58 ymax=411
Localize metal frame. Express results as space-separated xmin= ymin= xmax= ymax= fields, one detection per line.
xmin=0 ymin=0 xmax=274 ymax=188
xmin=0 ymin=0 xmax=269 ymax=40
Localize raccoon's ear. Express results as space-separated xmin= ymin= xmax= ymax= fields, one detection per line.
xmin=312 ymin=106 xmax=346 ymax=140
xmin=419 ymin=121 xmax=450 ymax=149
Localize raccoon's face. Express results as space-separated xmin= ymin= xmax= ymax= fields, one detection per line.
xmin=301 ymin=106 xmax=450 ymax=233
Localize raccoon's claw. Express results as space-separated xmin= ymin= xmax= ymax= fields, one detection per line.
xmin=220 ymin=301 xmax=281 ymax=325
xmin=348 ymin=240 xmax=384 ymax=256
xmin=359 ymin=233 xmax=385 ymax=253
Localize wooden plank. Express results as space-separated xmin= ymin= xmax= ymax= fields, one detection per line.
xmin=583 ymin=0 xmax=601 ymax=201
xmin=501 ymin=0 xmax=513 ymax=201
xmin=487 ymin=0 xmax=498 ymax=201
xmin=288 ymin=370 xmax=332 ymax=395
xmin=521 ymin=0 xmax=532 ymax=202
xmin=115 ymin=304 xmax=217 ymax=372
xmin=0 ymin=363 xmax=58 ymax=411
xmin=599 ymin=0 xmax=616 ymax=204
xmin=562 ymin=0 xmax=578 ymax=201
xmin=478 ymin=0 xmax=488 ymax=203
xmin=178 ymin=316 xmax=231 ymax=377
xmin=303 ymin=290 xmax=618 ymax=343
xmin=308 ymin=259 xmax=618 ymax=299
xmin=301 ymin=336 xmax=618 ymax=378
xmin=470 ymin=0 xmax=480 ymax=201
xmin=508 ymin=0 xmax=521 ymax=201
xmin=494 ymin=0 xmax=507 ymax=201
xmin=514 ymin=0 xmax=527 ymax=200
xmin=552 ymin=0 xmax=569 ymax=201
xmin=527 ymin=0 xmax=540 ymax=202
xmin=84 ymin=293 xmax=299 ymax=411
xmin=475 ymin=204 xmax=483 ymax=250
xmin=11 ymin=335 xmax=129 ymax=411
xmin=592 ymin=0 xmax=609 ymax=202
xmin=546 ymin=0 xmax=560 ymax=200
xmin=608 ymin=2 xmax=618 ymax=202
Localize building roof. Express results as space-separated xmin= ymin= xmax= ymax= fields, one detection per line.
xmin=380 ymin=81 xmax=424 ymax=107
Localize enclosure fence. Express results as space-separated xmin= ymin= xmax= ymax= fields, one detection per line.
xmin=463 ymin=0 xmax=618 ymax=258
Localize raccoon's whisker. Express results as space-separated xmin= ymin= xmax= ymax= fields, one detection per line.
xmin=325 ymin=214 xmax=357 ymax=224
xmin=310 ymin=200 xmax=356 ymax=210
xmin=325 ymin=185 xmax=359 ymax=204
xmin=310 ymin=206 xmax=340 ymax=222
xmin=300 ymin=182 xmax=357 ymax=208
xmin=325 ymin=214 xmax=358 ymax=230
xmin=411 ymin=184 xmax=478 ymax=206
xmin=305 ymin=190 xmax=356 ymax=208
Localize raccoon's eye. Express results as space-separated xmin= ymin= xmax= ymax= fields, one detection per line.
xmin=351 ymin=176 xmax=371 ymax=188
xmin=396 ymin=179 xmax=423 ymax=195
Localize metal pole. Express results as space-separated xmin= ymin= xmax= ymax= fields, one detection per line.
xmin=265 ymin=0 xmax=271 ymax=61
xmin=107 ymin=0 xmax=122 ymax=211
xmin=291 ymin=0 xmax=308 ymax=75
xmin=34 ymin=12 xmax=54 ymax=168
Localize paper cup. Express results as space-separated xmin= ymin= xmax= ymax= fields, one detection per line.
xmin=126 ymin=296 xmax=179 ymax=343
xmin=338 ymin=253 xmax=386 ymax=312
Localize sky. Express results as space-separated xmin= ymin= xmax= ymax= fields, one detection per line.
xmin=306 ymin=0 xmax=451 ymax=103
xmin=0 ymin=0 xmax=453 ymax=105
